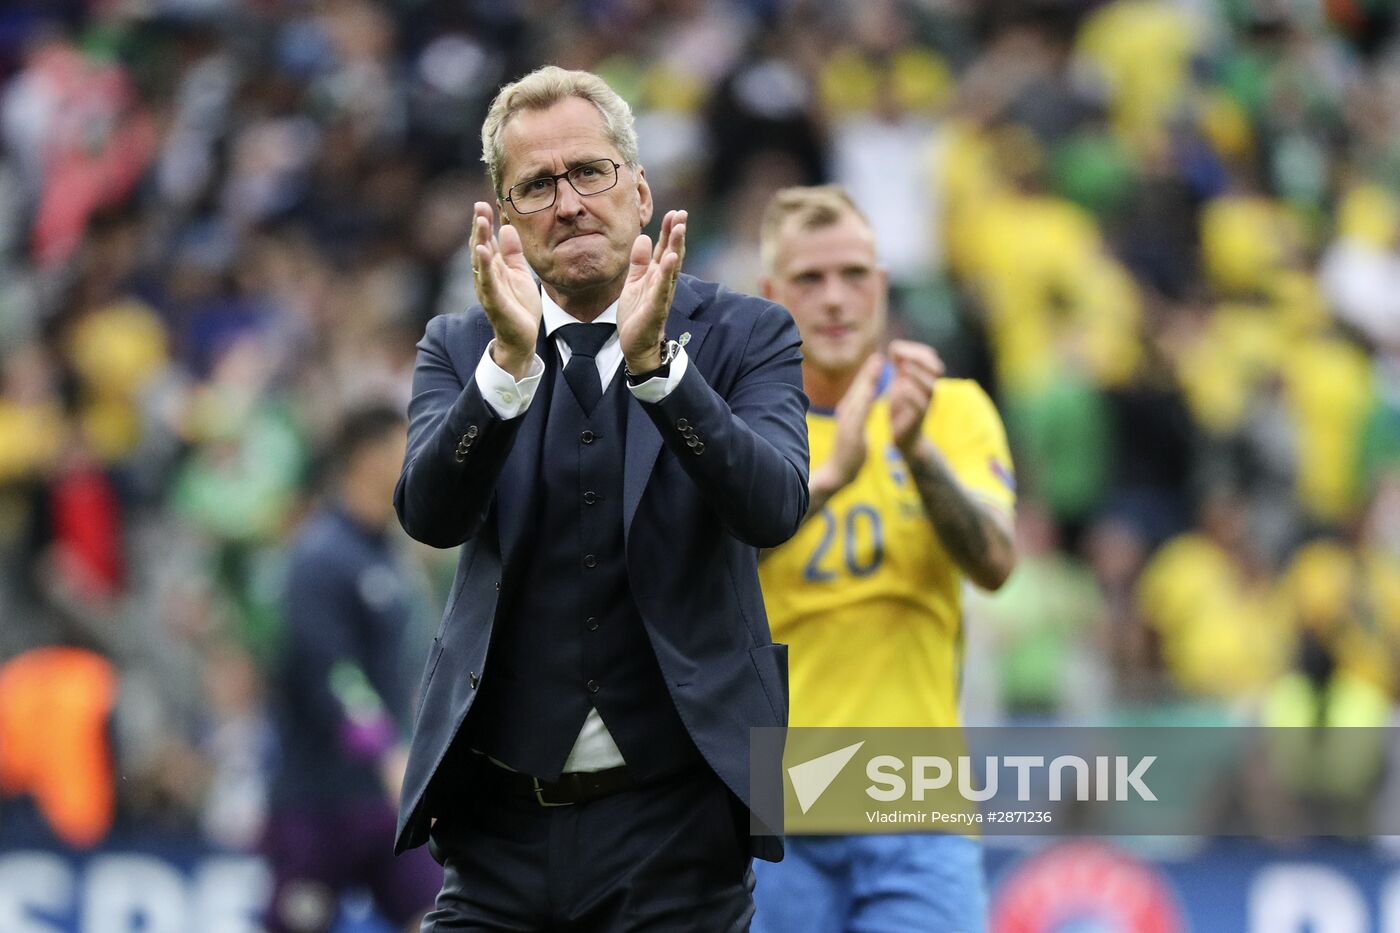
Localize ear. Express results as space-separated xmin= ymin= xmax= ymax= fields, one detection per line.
xmin=497 ymin=198 xmax=510 ymax=225
xmin=635 ymin=165 xmax=653 ymax=228
xmin=758 ymin=275 xmax=776 ymax=301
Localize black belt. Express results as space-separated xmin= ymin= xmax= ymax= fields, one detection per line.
xmin=473 ymin=756 xmax=636 ymax=807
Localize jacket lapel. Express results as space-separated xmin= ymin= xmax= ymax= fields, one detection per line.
xmin=496 ymin=322 xmax=554 ymax=565
xmin=622 ymin=276 xmax=710 ymax=544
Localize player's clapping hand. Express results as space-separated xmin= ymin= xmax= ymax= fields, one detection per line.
xmin=472 ymin=202 xmax=543 ymax=378
xmin=618 ymin=209 xmax=686 ymax=372
xmin=888 ymin=340 xmax=944 ymax=456
xmin=817 ymin=352 xmax=884 ymax=492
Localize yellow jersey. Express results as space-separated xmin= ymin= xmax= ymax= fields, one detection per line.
xmin=760 ymin=373 xmax=1016 ymax=729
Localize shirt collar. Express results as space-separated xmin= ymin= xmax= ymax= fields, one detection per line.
xmin=540 ymin=285 xmax=619 ymax=336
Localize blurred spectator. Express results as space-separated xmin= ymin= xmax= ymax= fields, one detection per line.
xmin=0 ymin=646 xmax=117 ymax=848
xmin=824 ymin=2 xmax=952 ymax=284
xmin=261 ymin=403 xmax=439 ymax=933
xmin=2 ymin=31 xmax=156 ymax=267
xmin=966 ymin=501 xmax=1107 ymax=721
xmin=1320 ymin=183 xmax=1400 ymax=350
xmin=1136 ymin=490 xmax=1290 ymax=700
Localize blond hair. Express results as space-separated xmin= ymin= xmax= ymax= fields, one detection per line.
xmin=758 ymin=185 xmax=871 ymax=275
xmin=481 ymin=66 xmax=640 ymax=196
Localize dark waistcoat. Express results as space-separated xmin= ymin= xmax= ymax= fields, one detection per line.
xmin=463 ymin=355 xmax=700 ymax=780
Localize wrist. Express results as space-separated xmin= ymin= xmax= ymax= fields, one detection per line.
xmin=900 ymin=436 xmax=935 ymax=465
xmin=625 ymin=348 xmax=663 ymax=374
xmin=811 ymin=463 xmax=851 ymax=498
xmin=625 ymin=337 xmax=679 ymax=382
xmin=491 ymin=343 xmax=533 ymax=380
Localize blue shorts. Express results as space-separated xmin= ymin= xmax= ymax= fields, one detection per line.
xmin=752 ymin=834 xmax=986 ymax=933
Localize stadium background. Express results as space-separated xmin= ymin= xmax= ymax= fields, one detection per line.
xmin=2 ymin=0 xmax=1400 ymax=929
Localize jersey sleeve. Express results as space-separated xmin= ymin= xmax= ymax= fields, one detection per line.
xmin=926 ymin=379 xmax=1017 ymax=514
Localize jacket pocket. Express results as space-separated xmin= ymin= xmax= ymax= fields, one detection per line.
xmin=749 ymin=643 xmax=789 ymax=724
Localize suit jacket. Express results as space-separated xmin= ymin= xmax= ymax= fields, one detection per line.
xmin=393 ymin=273 xmax=809 ymax=862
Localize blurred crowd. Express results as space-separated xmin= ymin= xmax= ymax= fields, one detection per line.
xmin=1 ymin=0 xmax=1399 ymax=852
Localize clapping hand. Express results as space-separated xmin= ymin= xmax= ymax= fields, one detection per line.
xmin=472 ymin=202 xmax=543 ymax=379
xmin=887 ymin=340 xmax=944 ymax=455
xmin=818 ymin=352 xmax=885 ymax=492
xmin=618 ymin=210 xmax=686 ymax=373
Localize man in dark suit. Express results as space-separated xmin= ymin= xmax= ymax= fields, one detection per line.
xmin=393 ymin=66 xmax=809 ymax=930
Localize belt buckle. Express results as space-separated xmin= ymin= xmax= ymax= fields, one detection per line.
xmin=532 ymin=776 xmax=574 ymax=807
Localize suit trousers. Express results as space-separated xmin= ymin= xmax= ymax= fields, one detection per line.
xmin=422 ymin=764 xmax=755 ymax=932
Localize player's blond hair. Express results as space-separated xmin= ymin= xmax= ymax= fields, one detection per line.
xmin=481 ymin=66 xmax=640 ymax=196
xmin=759 ymin=185 xmax=872 ymax=275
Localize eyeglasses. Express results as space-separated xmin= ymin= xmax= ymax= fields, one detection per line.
xmin=503 ymin=159 xmax=622 ymax=214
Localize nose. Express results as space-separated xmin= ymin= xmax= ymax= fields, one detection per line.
xmin=820 ymin=274 xmax=846 ymax=312
xmin=553 ymin=178 xmax=586 ymax=220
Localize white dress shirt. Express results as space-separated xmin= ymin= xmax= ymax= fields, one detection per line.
xmin=472 ymin=286 xmax=689 ymax=772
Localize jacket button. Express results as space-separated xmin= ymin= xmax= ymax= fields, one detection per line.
xmin=586 ymin=679 xmax=599 ymax=694
xmin=586 ymin=617 xmax=599 ymax=631
xmin=692 ymin=442 xmax=705 ymax=455
xmin=675 ymin=418 xmax=689 ymax=431
xmin=466 ymin=425 xmax=479 ymax=438
xmin=580 ymin=430 xmax=595 ymax=444
xmin=583 ymin=554 xmax=597 ymax=569
xmin=469 ymin=671 xmax=479 ymax=689
xmin=583 ymin=490 xmax=597 ymax=505
xmin=494 ymin=580 xmax=501 ymax=592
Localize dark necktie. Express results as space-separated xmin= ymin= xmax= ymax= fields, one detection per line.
xmin=556 ymin=322 xmax=616 ymax=415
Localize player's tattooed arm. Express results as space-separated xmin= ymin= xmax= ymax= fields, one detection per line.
xmin=904 ymin=438 xmax=1016 ymax=590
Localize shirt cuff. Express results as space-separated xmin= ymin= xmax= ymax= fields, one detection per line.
xmin=475 ymin=340 xmax=544 ymax=419
xmin=627 ymin=346 xmax=689 ymax=403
